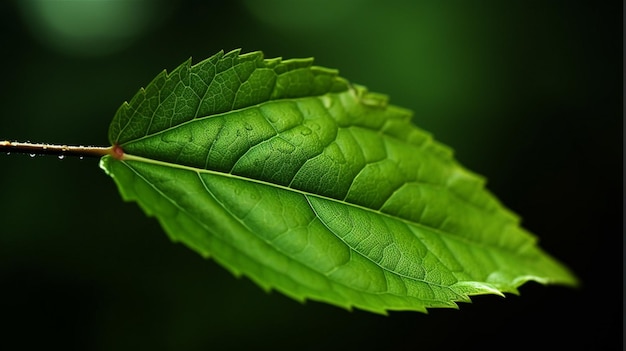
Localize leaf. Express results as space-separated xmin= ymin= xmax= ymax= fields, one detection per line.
xmin=100 ymin=49 xmax=577 ymax=313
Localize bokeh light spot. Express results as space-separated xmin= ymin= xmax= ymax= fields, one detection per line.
xmin=17 ymin=0 xmax=164 ymax=57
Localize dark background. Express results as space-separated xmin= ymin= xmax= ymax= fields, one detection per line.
xmin=0 ymin=1 xmax=620 ymax=350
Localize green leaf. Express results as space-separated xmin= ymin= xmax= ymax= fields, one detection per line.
xmin=100 ymin=49 xmax=577 ymax=313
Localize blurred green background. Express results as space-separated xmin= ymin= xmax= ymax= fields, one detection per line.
xmin=0 ymin=0 xmax=620 ymax=350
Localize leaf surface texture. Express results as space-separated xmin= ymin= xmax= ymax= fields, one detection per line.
xmin=101 ymin=49 xmax=576 ymax=313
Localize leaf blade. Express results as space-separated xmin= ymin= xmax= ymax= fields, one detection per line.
xmin=101 ymin=49 xmax=577 ymax=313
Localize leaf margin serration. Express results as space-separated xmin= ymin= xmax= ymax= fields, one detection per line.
xmin=100 ymin=49 xmax=578 ymax=314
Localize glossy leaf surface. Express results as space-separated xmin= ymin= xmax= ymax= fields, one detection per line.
xmin=100 ymin=49 xmax=576 ymax=313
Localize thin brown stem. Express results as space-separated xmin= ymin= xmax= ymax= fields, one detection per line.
xmin=0 ymin=140 xmax=113 ymax=159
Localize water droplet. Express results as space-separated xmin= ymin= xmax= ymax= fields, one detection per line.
xmin=79 ymin=156 xmax=84 ymax=160
xmin=271 ymin=138 xmax=295 ymax=154
xmin=265 ymin=114 xmax=278 ymax=123
xmin=29 ymin=153 xmax=36 ymax=158
xmin=5 ymin=152 xmax=10 ymax=156
xmin=58 ymin=155 xmax=65 ymax=160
